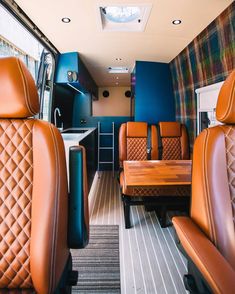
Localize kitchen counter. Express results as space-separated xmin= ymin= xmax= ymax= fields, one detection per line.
xmin=61 ymin=127 xmax=96 ymax=142
xmin=61 ymin=127 xmax=97 ymax=188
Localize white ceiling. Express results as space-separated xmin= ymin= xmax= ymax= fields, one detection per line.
xmin=16 ymin=0 xmax=233 ymax=87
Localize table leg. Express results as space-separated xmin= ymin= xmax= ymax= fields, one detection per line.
xmin=159 ymin=205 xmax=167 ymax=228
xmin=123 ymin=196 xmax=131 ymax=229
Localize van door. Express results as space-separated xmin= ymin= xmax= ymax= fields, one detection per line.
xmin=37 ymin=50 xmax=54 ymax=121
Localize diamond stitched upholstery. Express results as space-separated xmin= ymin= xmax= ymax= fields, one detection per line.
xmin=132 ymin=186 xmax=191 ymax=197
xmin=123 ymin=186 xmax=191 ymax=197
xmin=223 ymin=126 xmax=235 ymax=223
xmin=0 ymin=119 xmax=34 ymax=289
xmin=127 ymin=138 xmax=147 ymax=161
xmin=162 ymin=137 xmax=181 ymax=160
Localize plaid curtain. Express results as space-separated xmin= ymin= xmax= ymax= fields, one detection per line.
xmin=170 ymin=2 xmax=235 ymax=149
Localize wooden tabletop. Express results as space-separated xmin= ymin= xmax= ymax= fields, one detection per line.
xmin=123 ymin=160 xmax=192 ymax=188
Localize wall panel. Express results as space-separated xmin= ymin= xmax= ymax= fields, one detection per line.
xmin=170 ymin=2 xmax=235 ymax=147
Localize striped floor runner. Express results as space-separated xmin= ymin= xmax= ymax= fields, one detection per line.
xmin=71 ymin=225 xmax=120 ymax=294
xmin=88 ymin=171 xmax=188 ymax=294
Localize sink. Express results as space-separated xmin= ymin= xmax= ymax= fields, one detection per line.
xmin=61 ymin=128 xmax=90 ymax=141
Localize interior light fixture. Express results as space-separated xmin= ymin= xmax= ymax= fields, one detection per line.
xmin=67 ymin=83 xmax=84 ymax=94
xmin=108 ymin=67 xmax=129 ymax=73
xmin=116 ymin=77 xmax=119 ymax=79
xmin=172 ymin=19 xmax=181 ymax=25
xmin=62 ymin=17 xmax=71 ymax=23
xmin=102 ymin=6 xmax=141 ymax=23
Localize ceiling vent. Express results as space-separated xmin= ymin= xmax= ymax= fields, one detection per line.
xmin=97 ymin=4 xmax=152 ymax=32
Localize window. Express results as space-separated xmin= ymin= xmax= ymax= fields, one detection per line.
xmin=0 ymin=3 xmax=54 ymax=121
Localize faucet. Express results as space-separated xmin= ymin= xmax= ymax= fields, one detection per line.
xmin=54 ymin=107 xmax=63 ymax=130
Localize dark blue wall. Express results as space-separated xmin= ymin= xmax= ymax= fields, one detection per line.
xmin=72 ymin=92 xmax=92 ymax=125
xmin=135 ymin=61 xmax=175 ymax=123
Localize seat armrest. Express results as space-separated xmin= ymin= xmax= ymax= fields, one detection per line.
xmin=173 ymin=216 xmax=235 ymax=294
xmin=68 ymin=146 xmax=89 ymax=249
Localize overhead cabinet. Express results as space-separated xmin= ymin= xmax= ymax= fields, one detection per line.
xmin=55 ymin=52 xmax=98 ymax=99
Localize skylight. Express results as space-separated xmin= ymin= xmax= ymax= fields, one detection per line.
xmin=101 ymin=6 xmax=141 ymax=23
xmin=97 ymin=4 xmax=152 ymax=32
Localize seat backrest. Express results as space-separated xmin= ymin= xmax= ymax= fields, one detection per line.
xmin=0 ymin=57 xmax=69 ymax=293
xmin=68 ymin=145 xmax=89 ymax=249
xmin=158 ymin=121 xmax=189 ymax=160
xmin=191 ymin=70 xmax=235 ymax=270
xmin=119 ymin=122 xmax=158 ymax=168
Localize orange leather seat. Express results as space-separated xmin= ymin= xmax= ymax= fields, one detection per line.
xmin=119 ymin=122 xmax=190 ymax=228
xmin=158 ymin=121 xmax=189 ymax=160
xmin=0 ymin=57 xmax=74 ymax=293
xmin=173 ymin=70 xmax=235 ymax=293
xmin=119 ymin=121 xmax=159 ymax=166
xmin=119 ymin=122 xmax=159 ymax=195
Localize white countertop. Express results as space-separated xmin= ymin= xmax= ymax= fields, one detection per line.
xmin=61 ymin=127 xmax=96 ymax=182
xmin=61 ymin=127 xmax=96 ymax=141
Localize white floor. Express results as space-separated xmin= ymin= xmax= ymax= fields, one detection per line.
xmin=89 ymin=171 xmax=188 ymax=294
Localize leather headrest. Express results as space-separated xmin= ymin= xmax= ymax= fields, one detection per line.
xmin=0 ymin=57 xmax=39 ymax=118
xmin=216 ymin=70 xmax=235 ymax=124
xmin=159 ymin=122 xmax=181 ymax=137
xmin=127 ymin=122 xmax=147 ymax=137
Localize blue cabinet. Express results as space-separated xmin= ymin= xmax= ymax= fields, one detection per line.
xmin=55 ymin=52 xmax=98 ymax=99
xmin=132 ymin=61 xmax=175 ymax=123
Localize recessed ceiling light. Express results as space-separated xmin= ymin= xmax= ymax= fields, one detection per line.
xmin=116 ymin=58 xmax=122 ymax=61
xmin=172 ymin=19 xmax=181 ymax=25
xmin=62 ymin=17 xmax=71 ymax=23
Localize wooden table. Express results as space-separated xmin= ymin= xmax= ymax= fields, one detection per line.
xmin=122 ymin=160 xmax=192 ymax=228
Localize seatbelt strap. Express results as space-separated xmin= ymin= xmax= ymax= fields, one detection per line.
xmin=147 ymin=125 xmax=152 ymax=160
xmin=157 ymin=124 xmax=163 ymax=159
